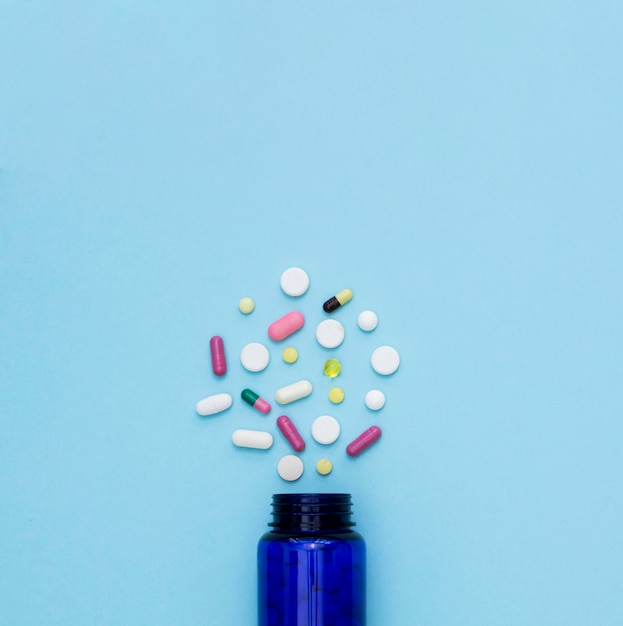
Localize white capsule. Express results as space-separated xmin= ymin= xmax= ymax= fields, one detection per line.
xmin=195 ymin=393 xmax=233 ymax=416
xmin=232 ymin=429 xmax=274 ymax=449
xmin=275 ymin=379 xmax=313 ymax=404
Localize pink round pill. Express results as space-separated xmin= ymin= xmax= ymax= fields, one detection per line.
xmin=268 ymin=311 xmax=305 ymax=342
xmin=209 ymin=336 xmax=227 ymax=376
xmin=346 ymin=425 xmax=382 ymax=457
xmin=276 ymin=415 xmax=306 ymax=452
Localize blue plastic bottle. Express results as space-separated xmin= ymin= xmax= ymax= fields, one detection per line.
xmin=258 ymin=493 xmax=366 ymax=626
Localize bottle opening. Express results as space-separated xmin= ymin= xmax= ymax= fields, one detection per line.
xmin=269 ymin=493 xmax=355 ymax=532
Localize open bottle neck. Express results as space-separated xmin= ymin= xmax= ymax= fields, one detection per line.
xmin=269 ymin=493 xmax=356 ymax=532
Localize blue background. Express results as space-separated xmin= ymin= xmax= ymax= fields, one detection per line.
xmin=1 ymin=2 xmax=622 ymax=624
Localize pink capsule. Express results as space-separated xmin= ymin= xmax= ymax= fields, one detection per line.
xmin=268 ymin=311 xmax=305 ymax=342
xmin=346 ymin=425 xmax=382 ymax=457
xmin=254 ymin=398 xmax=271 ymax=414
xmin=210 ymin=336 xmax=227 ymax=376
xmin=276 ymin=415 xmax=306 ymax=452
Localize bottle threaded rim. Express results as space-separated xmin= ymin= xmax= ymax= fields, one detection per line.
xmin=269 ymin=493 xmax=355 ymax=531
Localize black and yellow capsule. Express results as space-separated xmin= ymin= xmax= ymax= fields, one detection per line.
xmin=322 ymin=288 xmax=353 ymax=313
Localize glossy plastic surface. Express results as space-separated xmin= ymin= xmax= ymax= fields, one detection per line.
xmin=209 ymin=335 xmax=227 ymax=376
xmin=258 ymin=530 xmax=366 ymax=626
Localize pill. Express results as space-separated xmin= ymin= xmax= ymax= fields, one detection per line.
xmin=268 ymin=311 xmax=305 ymax=342
xmin=328 ymin=387 xmax=345 ymax=404
xmin=280 ymin=267 xmax=310 ymax=297
xmin=238 ymin=297 xmax=255 ymax=314
xmin=311 ymin=415 xmax=341 ymax=444
xmin=371 ymin=346 xmax=400 ymax=375
xmin=316 ymin=459 xmax=333 ymax=475
xmin=323 ymin=288 xmax=353 ymax=313
xmin=195 ymin=393 xmax=233 ymax=416
xmin=365 ymin=389 xmax=385 ymax=410
xmin=240 ymin=342 xmax=270 ymax=372
xmin=275 ymin=379 xmax=313 ymax=404
xmin=209 ymin=335 xmax=227 ymax=377
xmin=282 ymin=347 xmax=298 ymax=364
xmin=277 ymin=455 xmax=304 ymax=481
xmin=346 ymin=425 xmax=382 ymax=457
xmin=232 ymin=429 xmax=273 ymax=449
xmin=241 ymin=388 xmax=271 ymax=414
xmin=276 ymin=415 xmax=306 ymax=452
xmin=357 ymin=310 xmax=378 ymax=332
xmin=323 ymin=358 xmax=341 ymax=378
xmin=315 ymin=319 xmax=345 ymax=348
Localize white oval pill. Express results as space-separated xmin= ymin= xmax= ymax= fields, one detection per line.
xmin=315 ymin=320 xmax=345 ymax=349
xmin=357 ymin=310 xmax=378 ymax=331
xmin=280 ymin=267 xmax=310 ymax=297
xmin=275 ymin=380 xmax=313 ymax=404
xmin=232 ymin=429 xmax=274 ymax=449
xmin=240 ymin=342 xmax=270 ymax=372
xmin=365 ymin=389 xmax=385 ymax=411
xmin=195 ymin=393 xmax=233 ymax=416
xmin=311 ymin=415 xmax=341 ymax=445
xmin=371 ymin=346 xmax=400 ymax=375
xmin=277 ymin=454 xmax=304 ymax=481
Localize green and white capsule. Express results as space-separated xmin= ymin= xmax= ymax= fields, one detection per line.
xmin=322 ymin=289 xmax=353 ymax=313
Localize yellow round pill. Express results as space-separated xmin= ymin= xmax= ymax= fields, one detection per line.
xmin=316 ymin=459 xmax=333 ymax=476
xmin=238 ymin=297 xmax=255 ymax=314
xmin=328 ymin=387 xmax=345 ymax=404
xmin=282 ymin=347 xmax=299 ymax=364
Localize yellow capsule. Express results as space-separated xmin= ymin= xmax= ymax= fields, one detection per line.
xmin=336 ymin=289 xmax=353 ymax=304
xmin=328 ymin=387 xmax=345 ymax=404
xmin=282 ymin=347 xmax=299 ymax=364
xmin=323 ymin=358 xmax=341 ymax=378
xmin=238 ymin=297 xmax=255 ymax=314
xmin=316 ymin=459 xmax=333 ymax=475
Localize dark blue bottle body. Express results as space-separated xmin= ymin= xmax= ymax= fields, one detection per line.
xmin=258 ymin=494 xmax=366 ymax=626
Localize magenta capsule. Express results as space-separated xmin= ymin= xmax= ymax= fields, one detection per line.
xmin=210 ymin=335 xmax=227 ymax=376
xmin=268 ymin=311 xmax=305 ymax=342
xmin=276 ymin=415 xmax=306 ymax=452
xmin=346 ymin=425 xmax=382 ymax=457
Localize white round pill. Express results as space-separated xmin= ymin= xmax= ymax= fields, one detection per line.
xmin=311 ymin=415 xmax=341 ymax=445
xmin=357 ymin=310 xmax=378 ymax=332
xmin=364 ymin=389 xmax=385 ymax=411
xmin=315 ymin=320 xmax=345 ymax=349
xmin=280 ymin=267 xmax=310 ymax=297
xmin=278 ymin=455 xmax=304 ymax=481
xmin=371 ymin=346 xmax=400 ymax=375
xmin=240 ymin=342 xmax=270 ymax=372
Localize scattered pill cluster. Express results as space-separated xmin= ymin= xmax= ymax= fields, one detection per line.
xmin=195 ymin=267 xmax=401 ymax=482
